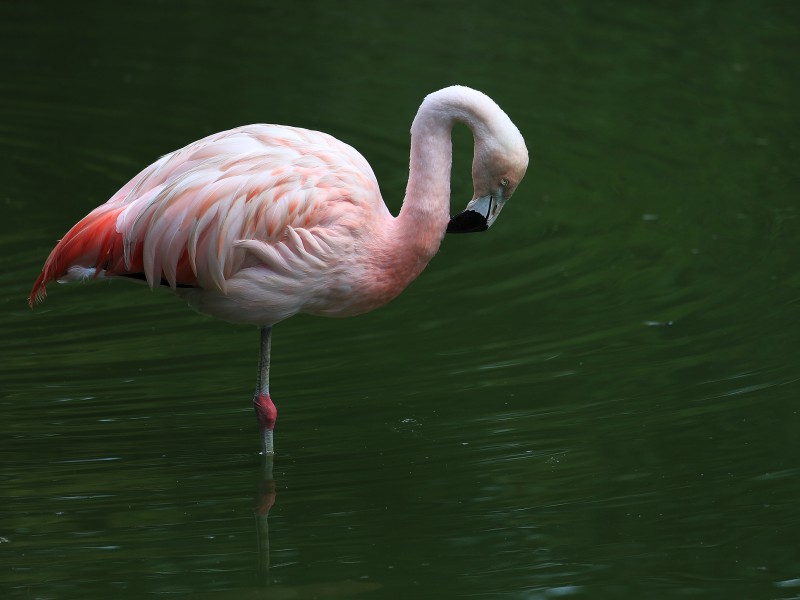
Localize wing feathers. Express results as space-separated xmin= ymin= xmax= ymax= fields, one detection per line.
xmin=30 ymin=124 xmax=381 ymax=305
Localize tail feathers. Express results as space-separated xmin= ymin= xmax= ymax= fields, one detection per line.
xmin=29 ymin=207 xmax=131 ymax=308
xmin=29 ymin=270 xmax=50 ymax=307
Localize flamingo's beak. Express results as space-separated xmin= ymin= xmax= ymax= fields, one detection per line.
xmin=446 ymin=192 xmax=506 ymax=233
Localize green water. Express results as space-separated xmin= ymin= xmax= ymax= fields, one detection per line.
xmin=3 ymin=1 xmax=800 ymax=598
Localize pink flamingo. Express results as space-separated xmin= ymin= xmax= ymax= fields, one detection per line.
xmin=29 ymin=86 xmax=529 ymax=455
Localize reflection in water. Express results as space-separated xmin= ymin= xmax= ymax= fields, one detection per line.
xmin=255 ymin=455 xmax=276 ymax=584
xmin=158 ymin=454 xmax=383 ymax=599
xmin=177 ymin=455 xmax=382 ymax=599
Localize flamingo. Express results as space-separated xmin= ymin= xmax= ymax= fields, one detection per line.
xmin=29 ymin=86 xmax=529 ymax=455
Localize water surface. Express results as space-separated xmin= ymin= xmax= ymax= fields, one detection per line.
xmin=2 ymin=1 xmax=800 ymax=598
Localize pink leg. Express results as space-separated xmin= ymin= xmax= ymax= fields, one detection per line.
xmin=254 ymin=327 xmax=276 ymax=455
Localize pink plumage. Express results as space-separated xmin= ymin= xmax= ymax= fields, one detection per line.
xmin=30 ymin=86 xmax=529 ymax=455
xmin=30 ymin=124 xmax=394 ymax=323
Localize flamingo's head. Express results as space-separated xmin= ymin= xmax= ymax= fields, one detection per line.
xmin=446 ymin=95 xmax=529 ymax=234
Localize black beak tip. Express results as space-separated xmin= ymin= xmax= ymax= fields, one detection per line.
xmin=446 ymin=210 xmax=489 ymax=234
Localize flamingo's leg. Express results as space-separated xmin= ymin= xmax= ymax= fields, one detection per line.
xmin=254 ymin=326 xmax=277 ymax=455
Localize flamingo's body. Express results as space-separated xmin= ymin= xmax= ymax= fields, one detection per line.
xmin=30 ymin=86 xmax=529 ymax=454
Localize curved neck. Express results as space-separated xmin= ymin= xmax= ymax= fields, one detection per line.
xmin=361 ymin=101 xmax=458 ymax=306
xmin=356 ymin=86 xmax=525 ymax=313
xmin=395 ymin=105 xmax=455 ymax=256
xmin=363 ymin=87 xmax=502 ymax=306
xmin=390 ymin=87 xmax=493 ymax=265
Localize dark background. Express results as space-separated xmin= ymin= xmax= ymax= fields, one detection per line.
xmin=2 ymin=2 xmax=799 ymax=598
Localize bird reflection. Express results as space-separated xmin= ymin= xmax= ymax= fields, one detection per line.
xmin=171 ymin=453 xmax=380 ymax=598
xmin=255 ymin=454 xmax=276 ymax=584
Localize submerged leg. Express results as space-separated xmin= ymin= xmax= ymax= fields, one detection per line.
xmin=254 ymin=326 xmax=277 ymax=455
